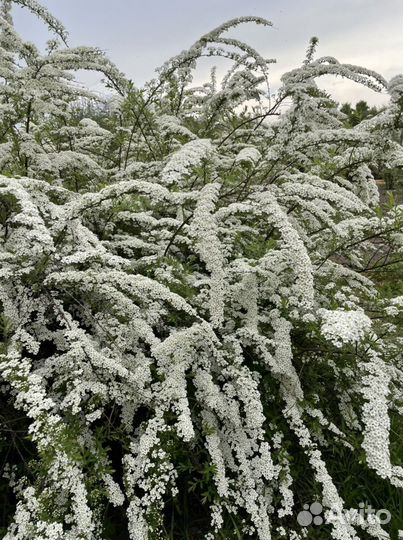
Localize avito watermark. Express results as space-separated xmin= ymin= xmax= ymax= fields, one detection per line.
xmin=297 ymin=502 xmax=391 ymax=527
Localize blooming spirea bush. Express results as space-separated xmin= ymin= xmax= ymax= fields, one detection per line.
xmin=0 ymin=2 xmax=403 ymax=539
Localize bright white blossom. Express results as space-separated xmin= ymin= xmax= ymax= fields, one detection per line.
xmin=0 ymin=3 xmax=402 ymax=540
xmin=319 ymin=309 xmax=372 ymax=347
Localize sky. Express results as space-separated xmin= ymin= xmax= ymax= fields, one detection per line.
xmin=11 ymin=0 xmax=403 ymax=106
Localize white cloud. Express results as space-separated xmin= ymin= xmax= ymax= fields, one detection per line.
xmin=11 ymin=0 xmax=403 ymax=106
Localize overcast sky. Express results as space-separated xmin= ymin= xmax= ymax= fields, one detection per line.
xmin=11 ymin=0 xmax=403 ymax=106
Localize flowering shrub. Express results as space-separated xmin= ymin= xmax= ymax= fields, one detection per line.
xmin=0 ymin=2 xmax=403 ymax=539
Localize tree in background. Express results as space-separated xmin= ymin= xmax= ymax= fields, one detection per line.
xmin=340 ymin=101 xmax=403 ymax=193
xmin=1 ymin=3 xmax=403 ymax=540
xmin=340 ymin=100 xmax=379 ymax=127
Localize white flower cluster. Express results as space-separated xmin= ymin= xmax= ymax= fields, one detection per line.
xmin=161 ymin=139 xmax=213 ymax=185
xmin=189 ymin=183 xmax=226 ymax=327
xmin=361 ymin=352 xmax=403 ymax=487
xmin=319 ymin=309 xmax=372 ymax=348
xmin=0 ymin=3 xmax=402 ymax=540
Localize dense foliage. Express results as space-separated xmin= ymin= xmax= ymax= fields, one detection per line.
xmin=0 ymin=2 xmax=402 ymax=539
